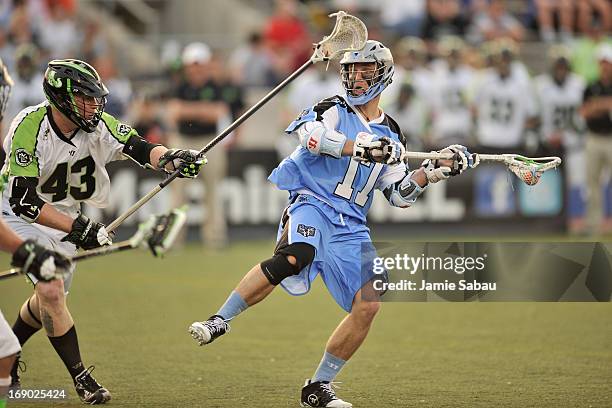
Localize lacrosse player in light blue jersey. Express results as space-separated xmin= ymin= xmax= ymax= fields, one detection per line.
xmin=189 ymin=40 xmax=478 ymax=407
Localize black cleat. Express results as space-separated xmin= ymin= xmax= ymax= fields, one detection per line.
xmin=73 ymin=366 xmax=111 ymax=405
xmin=301 ymin=379 xmax=352 ymax=407
xmin=9 ymin=353 xmax=25 ymax=390
xmin=188 ymin=315 xmax=230 ymax=346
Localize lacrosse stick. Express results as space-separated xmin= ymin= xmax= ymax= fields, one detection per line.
xmin=401 ymin=152 xmax=561 ymax=186
xmin=106 ymin=10 xmax=368 ymax=233
xmin=0 ymin=207 xmax=187 ymax=281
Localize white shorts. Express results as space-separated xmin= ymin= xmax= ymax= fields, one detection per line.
xmin=2 ymin=213 xmax=77 ymax=291
xmin=0 ymin=309 xmax=20 ymax=359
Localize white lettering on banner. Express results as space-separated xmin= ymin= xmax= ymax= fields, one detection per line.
xmin=492 ymin=172 xmax=512 ymax=214
xmin=85 ymin=165 xmax=466 ymax=225
xmin=369 ymin=181 xmax=465 ymax=222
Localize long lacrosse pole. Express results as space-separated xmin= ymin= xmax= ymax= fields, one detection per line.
xmin=0 ymin=241 xmax=135 ymax=281
xmin=1 ymin=207 xmax=187 ymax=281
xmin=106 ymin=59 xmax=314 ymax=232
xmin=106 ymin=10 xmax=367 ymax=233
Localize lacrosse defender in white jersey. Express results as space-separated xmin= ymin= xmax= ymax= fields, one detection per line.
xmin=0 ymin=56 xmax=72 ymax=408
xmin=534 ymin=46 xmax=587 ymax=232
xmin=473 ymin=40 xmax=538 ymax=149
xmin=188 ymin=40 xmax=478 ymax=407
xmin=1 ymin=59 xmax=205 ymax=404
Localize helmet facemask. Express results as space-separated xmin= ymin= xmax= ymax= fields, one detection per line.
xmin=341 ymin=62 xmax=386 ymax=100
xmin=61 ymin=88 xmax=106 ymax=133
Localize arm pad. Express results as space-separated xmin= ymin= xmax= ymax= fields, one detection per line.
xmin=296 ymin=121 xmax=347 ymax=159
xmin=383 ymin=171 xmax=426 ymax=208
xmin=122 ymin=135 xmax=162 ymax=167
xmin=9 ymin=176 xmax=45 ymax=223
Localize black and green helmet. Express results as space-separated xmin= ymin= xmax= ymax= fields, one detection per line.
xmin=43 ymin=59 xmax=109 ymax=132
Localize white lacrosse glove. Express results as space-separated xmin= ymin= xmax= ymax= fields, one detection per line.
xmin=422 ymin=158 xmax=452 ymax=184
xmin=353 ymin=132 xmax=405 ymax=165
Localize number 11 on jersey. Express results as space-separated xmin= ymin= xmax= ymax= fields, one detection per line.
xmin=334 ymin=160 xmax=383 ymax=207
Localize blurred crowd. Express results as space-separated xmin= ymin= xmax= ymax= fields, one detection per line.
xmin=0 ymin=0 xmax=611 ymax=239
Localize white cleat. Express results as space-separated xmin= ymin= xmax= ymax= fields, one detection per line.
xmin=188 ymin=315 xmax=230 ymax=346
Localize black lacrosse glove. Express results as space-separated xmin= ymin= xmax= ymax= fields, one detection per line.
xmin=11 ymin=240 xmax=72 ymax=281
xmin=158 ymin=148 xmax=207 ymax=178
xmin=61 ymin=214 xmax=112 ymax=250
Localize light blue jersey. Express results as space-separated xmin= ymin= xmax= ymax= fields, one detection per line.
xmin=269 ymin=95 xmax=406 ymax=224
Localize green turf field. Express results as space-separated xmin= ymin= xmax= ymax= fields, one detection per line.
xmin=1 ymin=241 xmax=611 ymax=407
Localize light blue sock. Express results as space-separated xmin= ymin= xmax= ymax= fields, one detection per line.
xmin=216 ymin=290 xmax=248 ymax=321
xmin=312 ymin=351 xmax=346 ymax=383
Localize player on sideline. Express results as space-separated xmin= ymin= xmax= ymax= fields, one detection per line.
xmin=2 ymin=58 xmax=205 ymax=404
xmin=0 ymin=57 xmax=71 ymax=408
xmin=189 ymin=40 xmax=477 ymax=407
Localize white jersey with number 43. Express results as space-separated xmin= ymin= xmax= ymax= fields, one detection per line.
xmin=2 ymin=101 xmax=138 ymax=218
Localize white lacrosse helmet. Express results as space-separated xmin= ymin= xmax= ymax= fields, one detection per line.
xmin=339 ymin=40 xmax=394 ymax=105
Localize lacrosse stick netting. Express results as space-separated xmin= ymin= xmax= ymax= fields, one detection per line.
xmin=312 ymin=11 xmax=368 ymax=62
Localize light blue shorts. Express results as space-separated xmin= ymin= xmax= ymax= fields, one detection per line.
xmin=275 ymin=194 xmax=379 ymax=312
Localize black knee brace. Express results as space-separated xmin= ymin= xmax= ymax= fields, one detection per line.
xmin=260 ymin=243 xmax=315 ymax=285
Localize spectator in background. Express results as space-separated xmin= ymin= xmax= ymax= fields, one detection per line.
xmin=480 ymin=38 xmax=531 ymax=86
xmin=427 ymin=36 xmax=475 ymax=148
xmin=38 ymin=0 xmax=78 ymax=59
xmin=534 ymin=0 xmax=575 ymax=43
xmin=3 ymin=44 xmax=44 ymax=128
xmin=131 ymin=94 xmax=166 ymax=145
xmin=577 ymin=0 xmax=611 ymax=37
xmin=571 ymin=14 xmax=612 ymax=84
xmin=580 ymin=44 xmax=612 ymax=235
xmin=422 ymin=0 xmax=469 ymax=42
xmin=0 ymin=28 xmax=16 ymax=73
xmin=468 ymin=0 xmax=525 ymax=44
xmin=379 ymin=0 xmax=426 ymax=38
xmin=80 ymin=19 xmax=108 ymax=62
xmin=473 ymin=40 xmax=537 ymax=149
xmin=168 ymin=43 xmax=242 ymax=248
xmin=8 ymin=0 xmax=38 ymax=48
xmin=384 ymin=82 xmax=428 ymax=151
xmin=264 ymin=0 xmax=311 ymax=74
xmin=382 ymin=36 xmax=432 ymax=108
xmin=534 ymin=46 xmax=587 ymax=233
xmin=229 ymin=31 xmax=277 ymax=88
xmin=286 ymin=64 xmax=344 ymax=119
xmin=93 ymin=54 xmax=132 ymax=121
xmin=279 ymin=64 xmax=344 ymax=158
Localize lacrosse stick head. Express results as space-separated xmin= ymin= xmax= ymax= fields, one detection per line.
xmin=506 ymin=155 xmax=562 ymax=186
xmin=312 ymin=11 xmax=368 ymax=63
xmin=130 ymin=207 xmax=188 ymax=257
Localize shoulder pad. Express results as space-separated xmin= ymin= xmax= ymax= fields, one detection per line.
xmin=383 ymin=113 xmax=407 ymax=147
